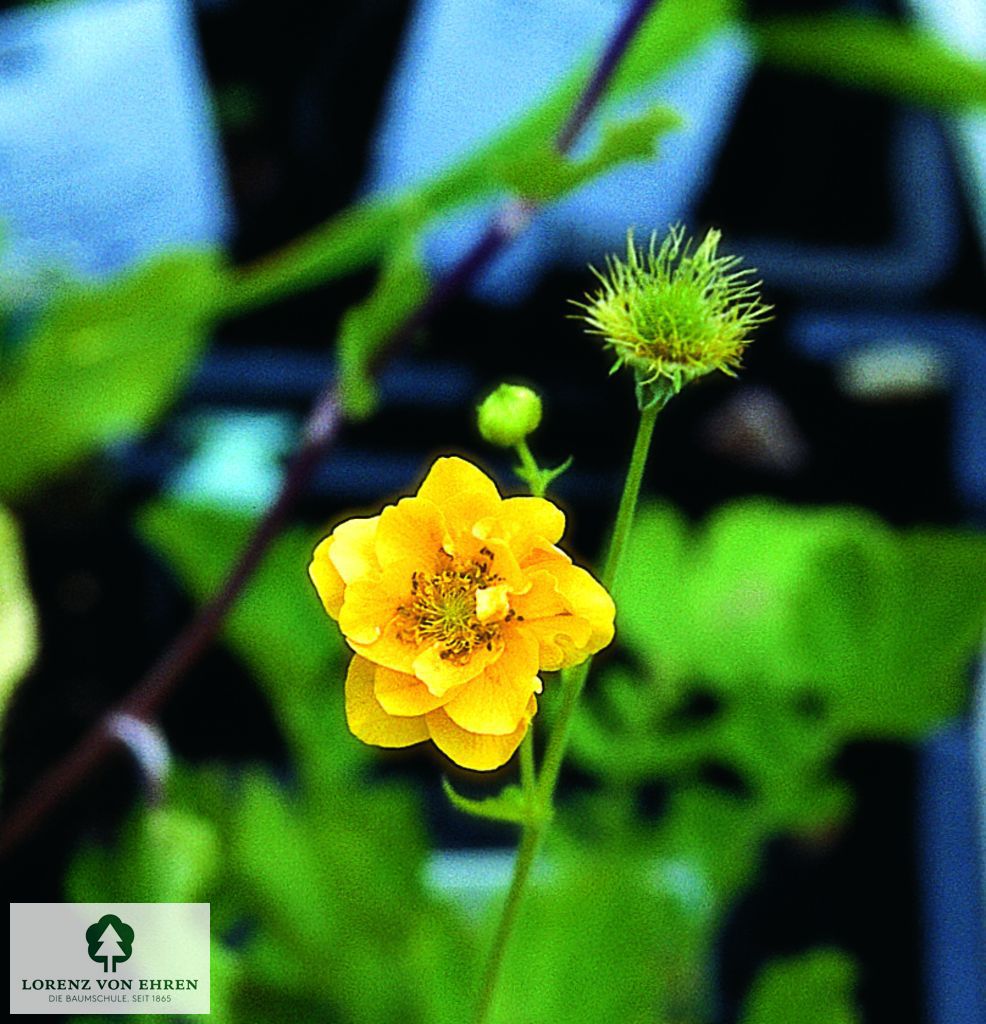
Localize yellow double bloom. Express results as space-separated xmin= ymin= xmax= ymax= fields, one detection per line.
xmin=309 ymin=457 xmax=614 ymax=770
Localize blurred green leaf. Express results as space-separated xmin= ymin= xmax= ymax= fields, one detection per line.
xmin=0 ymin=504 xmax=37 ymax=728
xmin=497 ymin=105 xmax=681 ymax=202
xmin=0 ymin=250 xmax=222 ymax=500
xmin=223 ymin=0 xmax=736 ymax=312
xmin=840 ymin=527 xmax=986 ymax=735
xmin=442 ymin=778 xmax=533 ymax=825
xmin=740 ymin=948 xmax=860 ymax=1024
xmin=138 ymin=500 xmax=361 ymax=791
xmin=753 ymin=14 xmax=986 ymax=110
xmin=492 ymin=845 xmax=689 ymax=1024
xmin=337 ymin=234 xmax=429 ymax=420
xmin=572 ymin=499 xmax=986 ymax=837
xmin=611 ymin=500 xmax=986 ymax=729
xmin=68 ymin=806 xmax=220 ymax=903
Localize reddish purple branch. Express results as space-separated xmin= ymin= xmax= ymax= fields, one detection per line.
xmin=555 ymin=0 xmax=655 ymax=153
xmin=0 ymin=0 xmax=659 ymax=859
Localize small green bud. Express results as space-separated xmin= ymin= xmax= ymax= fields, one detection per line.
xmin=476 ymin=384 xmax=542 ymax=448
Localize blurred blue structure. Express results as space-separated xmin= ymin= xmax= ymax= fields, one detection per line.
xmin=366 ymin=0 xmax=751 ymax=303
xmin=910 ymin=0 xmax=986 ymax=252
xmin=0 ymin=0 xmax=228 ymax=291
xmin=739 ymin=113 xmax=961 ymax=300
xmin=920 ymin=717 xmax=986 ymax=1024
xmin=790 ymin=311 xmax=986 ymax=516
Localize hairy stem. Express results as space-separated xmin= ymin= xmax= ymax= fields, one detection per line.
xmin=473 ymin=398 xmax=660 ymax=1023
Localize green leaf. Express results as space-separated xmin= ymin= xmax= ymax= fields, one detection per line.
xmin=0 ymin=504 xmax=37 ymax=728
xmin=68 ymin=806 xmax=220 ymax=903
xmin=496 ymin=105 xmax=681 ymax=202
xmin=574 ymin=499 xmax=986 ymax=828
xmin=442 ymin=778 xmax=539 ymax=825
xmin=337 ymin=234 xmax=429 ymax=420
xmin=491 ymin=842 xmax=697 ymax=1024
xmin=137 ymin=500 xmax=356 ymax=790
xmin=753 ymin=14 xmax=986 ymax=110
xmin=0 ymin=249 xmax=223 ymax=500
xmin=833 ymin=526 xmax=986 ymax=736
xmin=741 ymin=948 xmax=860 ymax=1024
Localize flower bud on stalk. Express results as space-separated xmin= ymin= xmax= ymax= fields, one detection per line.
xmin=476 ymin=384 xmax=542 ymax=448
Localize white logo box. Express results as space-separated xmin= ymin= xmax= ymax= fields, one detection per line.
xmin=10 ymin=903 xmax=210 ymax=1015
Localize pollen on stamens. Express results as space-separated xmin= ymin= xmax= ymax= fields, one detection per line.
xmin=396 ymin=553 xmax=507 ymax=663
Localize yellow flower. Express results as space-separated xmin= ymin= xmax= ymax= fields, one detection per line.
xmin=309 ymin=457 xmax=615 ymax=771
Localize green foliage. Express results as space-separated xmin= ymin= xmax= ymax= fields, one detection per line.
xmin=571 ymin=497 xmax=986 ymax=830
xmin=563 ymin=499 xmax=985 ymax=1020
xmin=443 ymin=778 xmax=535 ymax=826
xmin=740 ymin=948 xmax=860 ymax=1024
xmin=753 ymin=14 xmax=986 ymax=110
xmin=337 ymin=233 xmax=429 ymax=420
xmin=605 ymin=500 xmax=986 ymax=737
xmin=0 ymin=504 xmax=37 ymax=728
xmin=491 ymin=847 xmax=689 ymax=1024
xmin=73 ymin=500 xmax=476 ymax=1024
xmin=497 ymin=105 xmax=681 ymax=202
xmin=0 ymin=250 xmax=223 ymax=501
xmin=70 ymin=806 xmax=220 ymax=904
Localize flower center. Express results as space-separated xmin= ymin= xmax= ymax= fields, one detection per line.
xmin=397 ymin=548 xmax=510 ymax=663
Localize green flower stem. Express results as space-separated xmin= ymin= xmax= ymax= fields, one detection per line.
xmin=472 ymin=822 xmax=545 ymax=1024
xmin=514 ymin=439 xmax=545 ymax=497
xmin=472 ymin=401 xmax=660 ymax=1024
xmin=600 ymin=401 xmax=659 ymax=590
xmin=537 ymin=401 xmax=657 ymax=803
xmin=519 ymin=730 xmax=537 ymax=799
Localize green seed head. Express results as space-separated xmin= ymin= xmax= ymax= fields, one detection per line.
xmin=573 ymin=226 xmax=772 ymax=405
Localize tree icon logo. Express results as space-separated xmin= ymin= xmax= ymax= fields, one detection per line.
xmin=85 ymin=914 xmax=134 ymax=973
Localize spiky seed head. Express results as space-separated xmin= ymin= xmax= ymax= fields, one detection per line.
xmin=573 ymin=226 xmax=772 ymax=408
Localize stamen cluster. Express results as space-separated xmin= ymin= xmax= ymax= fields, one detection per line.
xmin=397 ymin=550 xmax=506 ymax=663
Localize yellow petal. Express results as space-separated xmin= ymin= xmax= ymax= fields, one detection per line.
xmin=518 ymin=616 xmax=593 ymax=672
xmin=309 ymin=535 xmax=344 ymax=618
xmin=442 ymin=632 xmax=540 ymax=735
xmin=426 ymin=696 xmax=536 ymax=771
xmin=416 ymin=457 xmax=501 ymax=528
xmin=350 ymin=616 xmax=417 ymax=674
xmin=412 ymin=640 xmax=501 ymax=696
xmin=375 ymin=496 xmax=448 ymax=572
xmin=513 ymin=563 xmax=614 ymax=670
xmin=338 ymin=575 xmax=400 ymax=645
xmin=474 ymin=496 xmax=566 ymax=561
xmin=551 ymin=561 xmax=616 ymax=656
xmin=329 ymin=515 xmax=381 ymax=583
xmin=375 ymin=663 xmax=449 ymax=716
xmin=345 ymin=656 xmax=429 ymax=748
